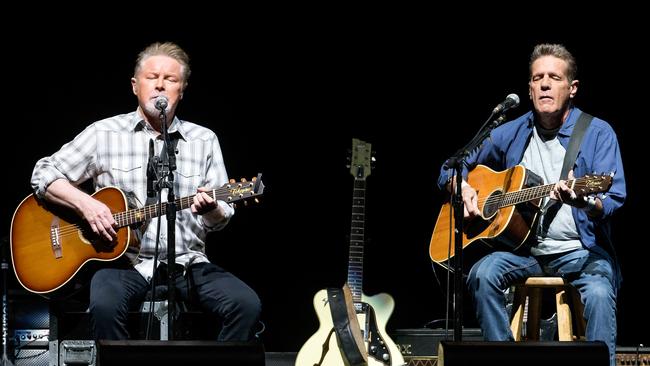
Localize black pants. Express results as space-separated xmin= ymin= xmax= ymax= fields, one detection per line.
xmin=88 ymin=262 xmax=261 ymax=341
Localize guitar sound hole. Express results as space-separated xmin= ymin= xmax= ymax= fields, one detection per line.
xmin=482 ymin=190 xmax=502 ymax=218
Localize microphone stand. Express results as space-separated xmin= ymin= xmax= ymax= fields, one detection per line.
xmin=158 ymin=107 xmax=178 ymax=340
xmin=444 ymin=113 xmax=505 ymax=342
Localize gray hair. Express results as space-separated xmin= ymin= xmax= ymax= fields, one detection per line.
xmin=529 ymin=43 xmax=577 ymax=82
xmin=134 ymin=42 xmax=191 ymax=87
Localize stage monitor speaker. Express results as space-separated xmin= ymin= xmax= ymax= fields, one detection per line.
xmin=265 ymin=352 xmax=297 ymax=366
xmin=96 ymin=340 xmax=264 ymax=366
xmin=438 ymin=341 xmax=609 ymax=366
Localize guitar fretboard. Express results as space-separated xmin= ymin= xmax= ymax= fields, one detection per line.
xmin=347 ymin=178 xmax=366 ymax=304
xmin=112 ymin=186 xmax=237 ymax=227
xmin=498 ymin=177 xmax=594 ymax=207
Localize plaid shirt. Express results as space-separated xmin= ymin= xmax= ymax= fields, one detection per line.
xmin=31 ymin=110 xmax=234 ymax=281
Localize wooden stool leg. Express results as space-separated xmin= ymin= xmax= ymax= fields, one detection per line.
xmin=526 ymin=288 xmax=542 ymax=341
xmin=556 ymin=288 xmax=573 ymax=341
xmin=570 ymin=288 xmax=586 ymax=340
xmin=510 ymin=286 xmax=527 ymax=341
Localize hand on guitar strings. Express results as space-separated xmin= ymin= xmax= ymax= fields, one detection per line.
xmin=457 ymin=180 xmax=481 ymax=219
xmin=80 ymin=196 xmax=119 ymax=242
xmin=549 ymin=170 xmax=587 ymax=209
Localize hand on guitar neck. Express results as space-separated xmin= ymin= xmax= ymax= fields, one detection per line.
xmin=548 ymin=170 xmax=603 ymax=217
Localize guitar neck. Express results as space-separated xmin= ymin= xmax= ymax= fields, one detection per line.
xmin=501 ymin=178 xmax=581 ymax=207
xmin=347 ymin=178 xmax=366 ymax=304
xmin=112 ymin=186 xmax=237 ymax=228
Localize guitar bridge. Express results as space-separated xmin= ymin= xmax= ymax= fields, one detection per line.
xmin=50 ymin=217 xmax=62 ymax=259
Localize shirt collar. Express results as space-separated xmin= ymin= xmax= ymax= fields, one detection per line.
xmin=129 ymin=109 xmax=188 ymax=141
xmin=557 ymin=106 xmax=579 ymax=137
xmin=526 ymin=106 xmax=580 ymax=137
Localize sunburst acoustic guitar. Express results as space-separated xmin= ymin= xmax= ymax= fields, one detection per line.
xmin=11 ymin=175 xmax=264 ymax=294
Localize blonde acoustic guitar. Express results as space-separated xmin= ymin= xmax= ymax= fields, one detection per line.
xmin=429 ymin=164 xmax=612 ymax=266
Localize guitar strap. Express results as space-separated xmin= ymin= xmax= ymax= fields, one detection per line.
xmin=560 ymin=111 xmax=594 ymax=181
xmin=327 ymin=285 xmax=367 ymax=366
xmin=540 ymin=111 xmax=594 ymax=215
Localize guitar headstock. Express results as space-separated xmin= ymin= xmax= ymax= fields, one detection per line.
xmin=574 ymin=173 xmax=613 ymax=195
xmin=224 ymin=173 xmax=264 ymax=207
xmin=347 ymin=138 xmax=374 ymax=180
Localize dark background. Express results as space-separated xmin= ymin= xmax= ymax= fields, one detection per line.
xmin=3 ymin=11 xmax=648 ymax=352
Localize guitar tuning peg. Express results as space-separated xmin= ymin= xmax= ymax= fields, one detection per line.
xmin=243 ymin=201 xmax=248 ymax=206
xmin=254 ymin=198 xmax=260 ymax=204
xmin=232 ymin=203 xmax=238 ymax=209
xmin=251 ymin=176 xmax=257 ymax=182
xmin=346 ymin=164 xmax=351 ymax=168
xmin=240 ymin=178 xmax=248 ymax=183
xmin=229 ymin=178 xmax=236 ymax=184
xmin=371 ymin=156 xmax=377 ymax=162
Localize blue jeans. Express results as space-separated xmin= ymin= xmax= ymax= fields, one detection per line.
xmin=467 ymin=249 xmax=617 ymax=366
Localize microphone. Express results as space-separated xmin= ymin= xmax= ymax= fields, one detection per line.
xmin=154 ymin=95 xmax=168 ymax=111
xmin=492 ymin=93 xmax=520 ymax=114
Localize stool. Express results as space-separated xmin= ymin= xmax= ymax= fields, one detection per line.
xmin=509 ymin=277 xmax=586 ymax=341
xmin=138 ymin=285 xmax=219 ymax=340
xmin=140 ymin=285 xmax=188 ymax=340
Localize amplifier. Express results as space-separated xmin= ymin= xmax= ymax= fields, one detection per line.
xmin=12 ymin=328 xmax=49 ymax=348
xmin=392 ymin=328 xmax=483 ymax=357
xmin=616 ymin=346 xmax=650 ymax=366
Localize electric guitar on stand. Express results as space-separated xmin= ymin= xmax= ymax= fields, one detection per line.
xmin=296 ymin=138 xmax=405 ymax=366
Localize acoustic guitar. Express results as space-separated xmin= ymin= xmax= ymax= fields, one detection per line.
xmin=10 ymin=175 xmax=264 ymax=294
xmin=429 ymin=164 xmax=612 ymax=265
